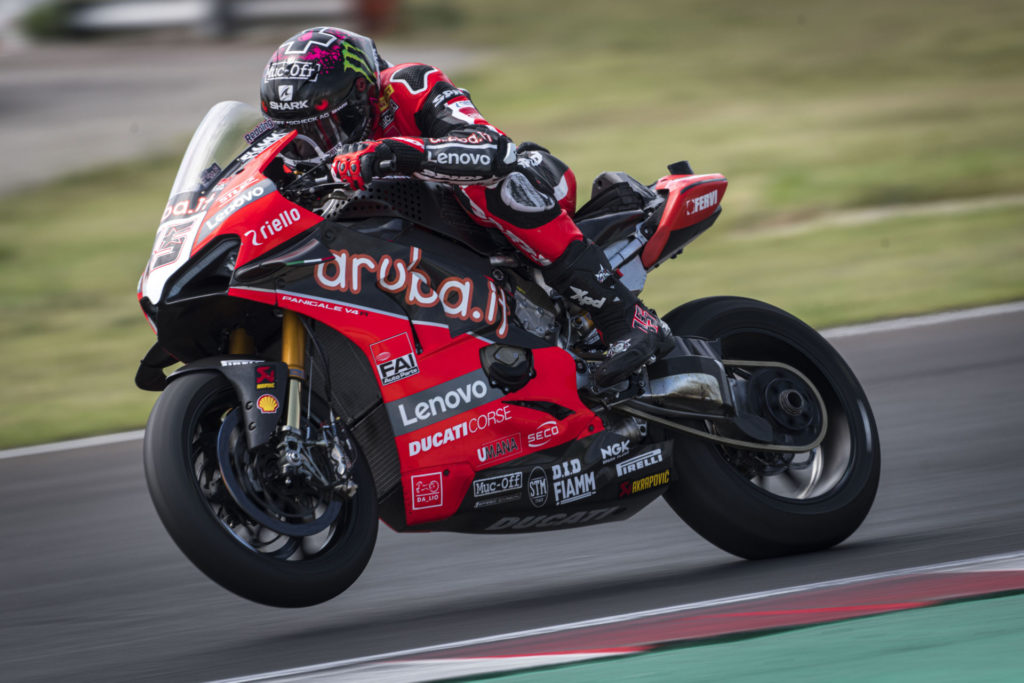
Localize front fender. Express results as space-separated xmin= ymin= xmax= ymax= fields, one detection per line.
xmin=169 ymin=357 xmax=290 ymax=449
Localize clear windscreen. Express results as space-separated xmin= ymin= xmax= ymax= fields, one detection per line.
xmin=169 ymin=100 xmax=267 ymax=198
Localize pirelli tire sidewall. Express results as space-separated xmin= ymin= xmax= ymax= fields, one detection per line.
xmin=657 ymin=296 xmax=880 ymax=560
xmin=144 ymin=371 xmax=379 ymax=607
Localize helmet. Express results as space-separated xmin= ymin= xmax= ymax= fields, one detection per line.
xmin=260 ymin=27 xmax=384 ymax=155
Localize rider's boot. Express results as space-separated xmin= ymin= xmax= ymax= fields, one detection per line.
xmin=543 ymin=239 xmax=676 ymax=387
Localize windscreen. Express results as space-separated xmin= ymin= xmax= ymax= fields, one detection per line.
xmin=140 ymin=101 xmax=269 ymax=307
xmin=169 ymin=100 xmax=266 ymax=198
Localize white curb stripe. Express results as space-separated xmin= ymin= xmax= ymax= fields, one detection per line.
xmin=243 ymin=653 xmax=634 ymax=683
xmin=207 ymin=550 xmax=1024 ymax=683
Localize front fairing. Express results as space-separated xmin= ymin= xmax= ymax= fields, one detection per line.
xmin=139 ymin=102 xmax=263 ymax=306
xmin=138 ymin=101 xmax=321 ymax=316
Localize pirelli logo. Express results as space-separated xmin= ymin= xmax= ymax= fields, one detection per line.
xmin=615 ymin=448 xmax=664 ymax=477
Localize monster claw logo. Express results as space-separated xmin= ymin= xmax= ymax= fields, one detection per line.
xmin=340 ymin=41 xmax=373 ymax=82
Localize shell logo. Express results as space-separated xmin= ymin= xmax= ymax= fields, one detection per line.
xmin=256 ymin=394 xmax=280 ymax=414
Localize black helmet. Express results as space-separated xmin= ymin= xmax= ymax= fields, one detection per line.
xmin=260 ymin=27 xmax=385 ymax=154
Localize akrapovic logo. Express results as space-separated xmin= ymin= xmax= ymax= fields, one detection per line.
xmin=386 ymin=370 xmax=504 ymax=435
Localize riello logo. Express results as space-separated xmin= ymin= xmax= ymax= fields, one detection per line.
xmin=315 ymin=246 xmax=508 ymax=337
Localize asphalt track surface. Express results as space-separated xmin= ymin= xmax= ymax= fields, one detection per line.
xmin=1 ymin=304 xmax=1022 ymax=682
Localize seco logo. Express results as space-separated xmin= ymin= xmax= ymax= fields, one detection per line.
xmin=528 ymin=420 xmax=560 ymax=449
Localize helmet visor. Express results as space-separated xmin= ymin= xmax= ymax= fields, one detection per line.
xmin=292 ymin=102 xmax=370 ymax=153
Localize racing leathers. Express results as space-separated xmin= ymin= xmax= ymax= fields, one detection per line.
xmin=332 ymin=63 xmax=674 ymax=386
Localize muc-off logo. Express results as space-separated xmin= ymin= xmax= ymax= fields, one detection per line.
xmin=265 ymin=61 xmax=321 ymax=82
xmin=473 ymin=471 xmax=523 ymax=499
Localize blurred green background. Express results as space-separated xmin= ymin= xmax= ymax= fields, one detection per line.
xmin=1 ymin=0 xmax=1022 ymax=448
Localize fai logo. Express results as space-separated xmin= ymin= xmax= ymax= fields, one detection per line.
xmin=370 ymin=333 xmax=419 ymax=386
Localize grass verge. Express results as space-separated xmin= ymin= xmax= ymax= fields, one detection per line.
xmin=2 ymin=0 xmax=1023 ymax=447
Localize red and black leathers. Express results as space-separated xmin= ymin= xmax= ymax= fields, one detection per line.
xmin=347 ymin=63 xmax=582 ymax=266
xmin=337 ymin=61 xmax=676 ymax=384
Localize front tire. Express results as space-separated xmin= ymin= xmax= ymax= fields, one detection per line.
xmin=660 ymin=297 xmax=880 ymax=559
xmin=144 ymin=372 xmax=378 ymax=607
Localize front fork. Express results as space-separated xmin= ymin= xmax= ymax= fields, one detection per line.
xmin=230 ymin=310 xmax=307 ymax=433
xmin=235 ymin=311 xmax=356 ymax=496
xmin=281 ymin=310 xmax=307 ymax=432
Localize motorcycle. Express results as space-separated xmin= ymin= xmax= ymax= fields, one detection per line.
xmin=137 ymin=101 xmax=880 ymax=607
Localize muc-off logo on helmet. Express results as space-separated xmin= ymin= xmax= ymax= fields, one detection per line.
xmin=265 ymin=61 xmax=322 ymax=83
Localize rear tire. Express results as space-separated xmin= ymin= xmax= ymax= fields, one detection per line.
xmin=659 ymin=297 xmax=880 ymax=559
xmin=144 ymin=372 xmax=378 ymax=607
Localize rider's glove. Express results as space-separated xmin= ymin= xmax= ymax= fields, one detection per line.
xmin=330 ymin=141 xmax=396 ymax=190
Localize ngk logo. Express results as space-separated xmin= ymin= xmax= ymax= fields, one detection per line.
xmin=685 ymin=189 xmax=718 ymax=215
xmin=601 ymin=440 xmax=630 ymax=463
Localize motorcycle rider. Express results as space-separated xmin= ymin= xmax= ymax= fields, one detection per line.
xmin=259 ymin=26 xmax=676 ymax=386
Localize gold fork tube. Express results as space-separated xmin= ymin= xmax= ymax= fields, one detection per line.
xmin=281 ymin=310 xmax=307 ymax=430
xmin=228 ymin=328 xmax=255 ymax=355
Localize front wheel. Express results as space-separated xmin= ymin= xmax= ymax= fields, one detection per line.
xmin=144 ymin=372 xmax=378 ymax=607
xmin=659 ymin=297 xmax=880 ymax=559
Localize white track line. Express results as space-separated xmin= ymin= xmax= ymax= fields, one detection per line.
xmin=2 ymin=300 xmax=1021 ymax=461
xmin=0 ymin=430 xmax=145 ymax=461
xmin=821 ymin=300 xmax=1024 ymax=339
xmin=207 ymin=550 xmax=1024 ymax=683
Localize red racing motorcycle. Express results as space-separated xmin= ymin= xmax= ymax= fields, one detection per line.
xmin=138 ymin=101 xmax=879 ymax=607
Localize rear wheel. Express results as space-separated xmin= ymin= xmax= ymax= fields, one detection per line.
xmin=659 ymin=297 xmax=880 ymax=559
xmin=144 ymin=372 xmax=378 ymax=607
